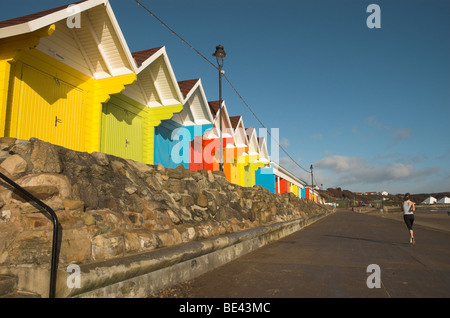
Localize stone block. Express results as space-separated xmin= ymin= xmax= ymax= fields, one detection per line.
xmin=167 ymin=164 xmax=188 ymax=179
xmin=92 ymin=234 xmax=124 ymax=261
xmin=12 ymin=185 xmax=58 ymax=202
xmin=63 ymin=199 xmax=84 ymax=211
xmin=59 ymin=227 xmax=92 ymax=263
xmin=0 ymin=154 xmax=27 ymax=178
xmin=196 ymin=193 xmax=208 ymax=207
xmin=155 ymin=229 xmax=182 ymax=247
xmin=91 ymin=152 xmax=110 ymax=166
xmin=123 ymin=230 xmax=159 ymax=253
xmin=16 ymin=173 xmax=72 ymax=201
xmin=164 ymin=179 xmax=185 ymax=193
xmin=30 ymin=139 xmax=62 ymax=173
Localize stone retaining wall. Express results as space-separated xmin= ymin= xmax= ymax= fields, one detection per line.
xmin=0 ymin=137 xmax=334 ymax=297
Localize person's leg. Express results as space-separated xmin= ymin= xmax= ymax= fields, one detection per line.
xmin=403 ymin=215 xmax=414 ymax=243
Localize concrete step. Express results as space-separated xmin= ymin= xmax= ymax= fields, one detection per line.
xmin=0 ymin=291 xmax=41 ymax=298
xmin=0 ymin=274 xmax=41 ymax=298
xmin=0 ymin=275 xmax=17 ymax=297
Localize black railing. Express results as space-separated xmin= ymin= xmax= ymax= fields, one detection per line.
xmin=0 ymin=171 xmax=59 ymax=298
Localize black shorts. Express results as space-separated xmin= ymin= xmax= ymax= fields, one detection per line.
xmin=403 ymin=214 xmax=414 ymax=230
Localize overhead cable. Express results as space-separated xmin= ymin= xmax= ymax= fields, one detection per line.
xmin=135 ymin=0 xmax=311 ymax=175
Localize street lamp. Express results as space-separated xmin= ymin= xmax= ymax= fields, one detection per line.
xmin=213 ymin=45 xmax=226 ymax=171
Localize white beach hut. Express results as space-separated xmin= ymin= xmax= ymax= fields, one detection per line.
xmin=421 ymin=196 xmax=437 ymax=204
xmin=437 ymin=196 xmax=450 ymax=204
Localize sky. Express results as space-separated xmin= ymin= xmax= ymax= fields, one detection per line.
xmin=1 ymin=0 xmax=449 ymax=194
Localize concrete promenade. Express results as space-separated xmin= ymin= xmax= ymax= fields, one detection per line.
xmin=155 ymin=210 xmax=450 ymax=298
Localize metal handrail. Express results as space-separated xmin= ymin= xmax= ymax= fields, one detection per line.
xmin=0 ymin=171 xmax=59 ymax=298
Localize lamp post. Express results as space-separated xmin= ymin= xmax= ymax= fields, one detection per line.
xmin=213 ymin=45 xmax=226 ymax=171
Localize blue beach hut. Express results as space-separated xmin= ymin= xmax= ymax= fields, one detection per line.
xmin=154 ymin=79 xmax=214 ymax=169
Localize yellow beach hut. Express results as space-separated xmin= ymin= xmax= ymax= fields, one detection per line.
xmin=101 ymin=46 xmax=183 ymax=164
xmin=229 ymin=116 xmax=248 ymax=185
xmin=0 ymin=0 xmax=136 ymax=152
xmin=244 ymin=127 xmax=266 ymax=187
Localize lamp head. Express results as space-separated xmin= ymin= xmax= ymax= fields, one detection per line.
xmin=213 ymin=45 xmax=226 ymax=66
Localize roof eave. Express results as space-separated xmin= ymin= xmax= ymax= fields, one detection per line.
xmin=0 ymin=0 xmax=106 ymax=39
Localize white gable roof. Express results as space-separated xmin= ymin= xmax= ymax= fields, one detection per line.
xmin=123 ymin=46 xmax=183 ymax=107
xmin=0 ymin=0 xmax=136 ymax=80
xmin=421 ymin=196 xmax=437 ymax=204
xmin=258 ymin=137 xmax=270 ymax=163
xmin=437 ymin=196 xmax=450 ymax=204
xmin=204 ymin=100 xmax=234 ymax=140
xmin=230 ymin=116 xmax=248 ymax=148
xmin=246 ymin=127 xmax=260 ymax=156
xmin=172 ymin=78 xmax=214 ymax=126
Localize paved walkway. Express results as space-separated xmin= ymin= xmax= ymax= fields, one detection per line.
xmin=154 ymin=210 xmax=450 ymax=298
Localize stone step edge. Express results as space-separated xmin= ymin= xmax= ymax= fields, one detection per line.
xmin=58 ymin=212 xmax=331 ymax=298
xmin=0 ymin=275 xmax=17 ymax=297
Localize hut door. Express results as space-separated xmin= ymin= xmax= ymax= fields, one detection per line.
xmin=244 ymin=165 xmax=252 ymax=187
xmin=13 ymin=63 xmax=85 ymax=150
xmin=101 ymin=103 xmax=143 ymax=162
xmin=189 ymin=136 xmax=205 ymax=171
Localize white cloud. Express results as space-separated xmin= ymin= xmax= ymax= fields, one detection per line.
xmin=365 ymin=116 xmax=412 ymax=145
xmin=280 ymin=138 xmax=289 ymax=147
xmin=315 ymin=154 xmax=440 ymax=192
xmin=391 ymin=129 xmax=412 ymax=143
xmin=315 ymin=155 xmax=363 ymax=173
xmin=365 ymin=116 xmax=390 ymax=130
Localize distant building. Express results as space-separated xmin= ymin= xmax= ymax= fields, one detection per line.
xmin=437 ymin=196 xmax=450 ymax=204
xmin=421 ymin=196 xmax=437 ymax=204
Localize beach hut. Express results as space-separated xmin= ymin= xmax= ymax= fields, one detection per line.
xmin=243 ymin=128 xmax=266 ymax=187
xmin=257 ymin=137 xmax=271 ymax=167
xmin=255 ymin=165 xmax=276 ymax=193
xmin=271 ymin=161 xmax=306 ymax=195
xmin=300 ymin=187 xmax=305 ymax=198
xmin=255 ymin=160 xmax=306 ymax=195
xmin=101 ymin=46 xmax=183 ymax=164
xmin=421 ymin=196 xmax=437 ymax=205
xmin=229 ymin=116 xmax=249 ymax=185
xmin=253 ymin=136 xmax=273 ymax=191
xmin=305 ymin=187 xmax=310 ymax=200
xmin=0 ymin=0 xmax=136 ymax=153
xmin=203 ymin=100 xmax=234 ymax=179
xmin=154 ymin=78 xmax=214 ymax=169
xmin=437 ymin=196 xmax=450 ymax=204
xmin=291 ymin=184 xmax=300 ymax=197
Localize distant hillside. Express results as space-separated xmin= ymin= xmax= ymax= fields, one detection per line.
xmin=319 ymin=188 xmax=450 ymax=205
xmin=408 ymin=192 xmax=450 ymax=204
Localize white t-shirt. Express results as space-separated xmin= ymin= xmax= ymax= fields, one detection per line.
xmin=402 ymin=200 xmax=414 ymax=215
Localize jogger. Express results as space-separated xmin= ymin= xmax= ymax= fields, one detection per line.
xmin=402 ymin=193 xmax=415 ymax=244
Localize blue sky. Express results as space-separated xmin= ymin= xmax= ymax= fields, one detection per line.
xmin=2 ymin=0 xmax=449 ymax=194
